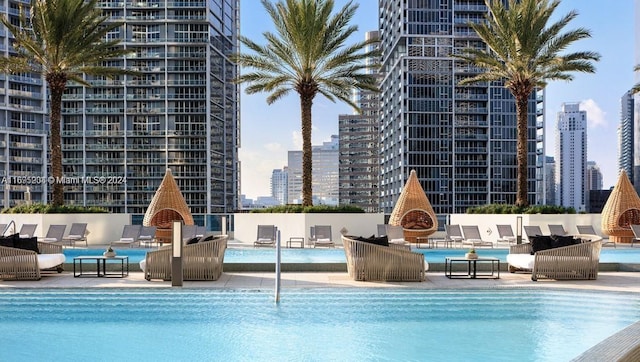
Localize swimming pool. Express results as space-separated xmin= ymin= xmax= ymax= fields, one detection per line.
xmin=64 ymin=247 xmax=640 ymax=264
xmin=0 ymin=288 xmax=637 ymax=361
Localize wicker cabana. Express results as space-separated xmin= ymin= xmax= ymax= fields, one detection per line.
xmin=143 ymin=169 xmax=194 ymax=244
xmin=388 ymin=170 xmax=438 ymax=242
xmin=601 ymin=170 xmax=640 ymax=243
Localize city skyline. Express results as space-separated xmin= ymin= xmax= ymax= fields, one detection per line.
xmin=239 ymin=0 xmax=634 ymax=200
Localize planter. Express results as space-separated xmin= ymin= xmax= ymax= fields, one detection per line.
xmin=103 ymin=250 xmax=116 ymax=258
xmin=465 ymin=252 xmax=478 ymax=260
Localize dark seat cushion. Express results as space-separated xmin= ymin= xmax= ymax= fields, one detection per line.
xmin=0 ymin=233 xmax=15 ymax=248
xmin=355 ymin=235 xmax=389 ymax=247
xmin=529 ymin=235 xmax=553 ymax=254
xmin=14 ymin=236 xmax=39 ymax=253
xmin=551 ymin=234 xmax=580 ymax=248
xmin=186 ymin=237 xmax=200 ymax=245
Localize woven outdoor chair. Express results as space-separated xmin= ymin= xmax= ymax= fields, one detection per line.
xmin=601 ymin=170 xmax=640 ymax=244
xmin=341 ymin=235 xmax=426 ymax=282
xmin=0 ymin=240 xmax=65 ymax=280
xmin=142 ymin=169 xmax=195 ymax=245
xmin=141 ymin=234 xmax=228 ymax=281
xmin=388 ymin=170 xmax=438 ymax=242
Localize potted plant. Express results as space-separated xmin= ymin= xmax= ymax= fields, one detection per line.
xmin=465 ymin=248 xmax=478 ymax=260
xmin=103 ymin=245 xmax=116 ymax=258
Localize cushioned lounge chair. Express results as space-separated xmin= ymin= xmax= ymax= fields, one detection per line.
xmin=18 ymin=224 xmax=37 ymax=238
xmin=111 ymin=225 xmax=142 ymax=248
xmin=377 ymin=224 xmax=387 ymax=237
xmin=309 ymin=225 xmax=335 ymax=248
xmin=461 ymin=225 xmax=493 ymax=248
xmin=181 ymin=225 xmax=197 ymax=243
xmin=138 ymin=226 xmax=157 ymax=248
xmin=341 ymin=235 xmax=426 ymax=281
xmin=254 ymin=225 xmax=277 ymax=247
xmin=496 ymin=224 xmax=517 ymax=245
xmin=576 ymin=225 xmax=615 ymax=248
xmin=140 ymin=234 xmax=228 ymax=281
xmin=630 ymin=225 xmax=640 ymax=247
xmin=39 ymin=225 xmax=66 ymax=244
xmin=64 ymin=223 xmax=88 ymax=247
xmin=445 ymin=224 xmax=464 ymax=248
xmin=548 ymin=224 xmax=567 ymax=235
xmin=385 ymin=225 xmax=407 ymax=245
xmin=523 ymin=226 xmax=544 ymax=240
xmin=0 ymin=238 xmax=65 ymax=280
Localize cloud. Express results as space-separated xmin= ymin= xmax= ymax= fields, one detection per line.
xmin=239 ymin=147 xmax=286 ymax=199
xmin=292 ymin=131 xmax=302 ymax=149
xmin=264 ymin=142 xmax=282 ymax=152
xmin=580 ymin=99 xmax=607 ymax=128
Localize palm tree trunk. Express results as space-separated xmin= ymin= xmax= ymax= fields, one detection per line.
xmin=300 ymin=95 xmax=313 ymax=206
xmin=46 ymin=73 xmax=67 ymax=207
xmin=515 ymin=93 xmax=529 ymax=207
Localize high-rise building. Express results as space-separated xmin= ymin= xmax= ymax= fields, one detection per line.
xmin=287 ymin=135 xmax=339 ymax=205
xmin=544 ymin=156 xmax=556 ymax=206
xmin=378 ymin=0 xmax=544 ymax=216
xmin=619 ymin=90 xmax=635 ymax=190
xmin=555 ymin=103 xmax=587 ymax=211
xmin=270 ymin=167 xmax=288 ymax=205
xmin=56 ymin=1 xmax=240 ymax=223
xmin=338 ymin=31 xmax=380 ymax=213
xmin=586 ymin=161 xmax=603 ymax=191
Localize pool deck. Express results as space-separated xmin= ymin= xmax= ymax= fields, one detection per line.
xmin=3 ymin=270 xmax=640 ymax=293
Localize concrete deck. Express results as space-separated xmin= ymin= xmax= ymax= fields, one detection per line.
xmin=3 ymin=270 xmax=640 ymax=292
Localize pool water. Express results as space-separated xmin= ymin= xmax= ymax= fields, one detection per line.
xmin=0 ymin=288 xmax=637 ymax=361
xmin=64 ymin=247 xmax=640 ymax=264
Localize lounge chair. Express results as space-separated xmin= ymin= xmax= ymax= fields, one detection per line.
xmin=181 ymin=225 xmax=197 ymax=243
xmin=548 ymin=224 xmax=567 ymax=235
xmin=385 ymin=225 xmax=407 ymax=245
xmin=341 ymin=235 xmax=426 ymax=281
xmin=576 ymin=225 xmax=615 ymax=248
xmin=195 ymin=226 xmax=206 ymax=238
xmin=0 ymin=223 xmax=9 ymax=236
xmin=461 ymin=225 xmax=493 ymax=248
xmin=444 ymin=224 xmax=464 ymax=248
xmin=523 ymin=225 xmax=544 ymax=240
xmin=138 ymin=226 xmax=157 ymax=248
xmin=110 ymin=225 xmax=142 ymax=248
xmin=309 ymin=225 xmax=335 ymax=248
xmin=377 ymin=224 xmax=387 ymax=237
xmin=140 ymin=234 xmax=228 ymax=281
xmin=496 ymin=224 xmax=517 ymax=246
xmin=64 ymin=223 xmax=88 ymax=247
xmin=254 ymin=225 xmax=277 ymax=247
xmin=18 ymin=224 xmax=37 ymax=238
xmin=39 ymin=225 xmax=66 ymax=244
xmin=0 ymin=235 xmax=66 ymax=280
xmin=630 ymin=225 xmax=640 ymax=247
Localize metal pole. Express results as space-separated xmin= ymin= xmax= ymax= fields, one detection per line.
xmin=275 ymin=229 xmax=281 ymax=304
xmin=172 ymin=221 xmax=183 ymax=287
xmin=516 ymin=216 xmax=523 ymax=245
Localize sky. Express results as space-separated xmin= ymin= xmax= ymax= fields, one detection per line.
xmin=238 ymin=0 xmax=635 ymax=200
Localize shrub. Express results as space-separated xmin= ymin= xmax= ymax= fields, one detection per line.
xmin=1 ymin=203 xmax=109 ymax=214
xmin=250 ymin=204 xmax=364 ymax=213
xmin=465 ymin=204 xmax=575 ymax=214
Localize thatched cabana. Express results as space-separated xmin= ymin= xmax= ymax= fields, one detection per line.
xmin=601 ymin=170 xmax=640 ymax=243
xmin=143 ymin=169 xmax=194 ymax=244
xmin=389 ymin=170 xmax=438 ymax=242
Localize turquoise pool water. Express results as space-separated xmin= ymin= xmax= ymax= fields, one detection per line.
xmin=0 ymin=288 xmax=638 ymax=361
xmin=64 ymin=247 xmax=640 ymax=264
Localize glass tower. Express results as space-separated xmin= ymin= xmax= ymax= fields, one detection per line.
xmin=59 ymin=0 xmax=240 ymax=222
xmin=378 ymin=0 xmax=543 ymax=216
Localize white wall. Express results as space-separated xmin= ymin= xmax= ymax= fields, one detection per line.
xmin=0 ymin=214 xmax=132 ymax=246
xmin=233 ymin=213 xmax=385 ymax=246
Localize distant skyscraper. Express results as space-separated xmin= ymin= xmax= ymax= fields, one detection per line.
xmin=271 ymin=167 xmax=288 ymax=205
xmin=555 ymin=103 xmax=587 ymax=211
xmin=619 ymin=91 xmax=634 ymax=183
xmin=378 ymin=0 xmax=544 ymax=216
xmin=338 ymin=31 xmax=380 ymax=212
xmin=287 ymin=136 xmax=339 ymax=205
xmin=586 ymin=161 xmax=603 ymax=191
xmin=544 ymin=156 xmax=556 ymax=206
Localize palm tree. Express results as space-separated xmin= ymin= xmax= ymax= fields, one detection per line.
xmin=0 ymin=0 xmax=133 ymax=206
xmin=233 ymin=0 xmax=378 ymax=206
xmin=454 ymin=0 xmax=599 ymax=207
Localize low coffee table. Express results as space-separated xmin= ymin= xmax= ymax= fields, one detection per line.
xmin=444 ymin=257 xmax=500 ymax=279
xmin=73 ymin=255 xmax=129 ymax=278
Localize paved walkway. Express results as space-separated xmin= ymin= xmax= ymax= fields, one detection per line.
xmin=3 ymin=271 xmax=640 ymax=292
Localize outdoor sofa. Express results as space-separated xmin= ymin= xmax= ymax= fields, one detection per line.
xmin=341 ymin=235 xmax=426 ymax=282
xmin=0 ymin=234 xmax=65 ymax=280
xmin=506 ymin=234 xmax=602 ymax=281
xmin=140 ymin=234 xmax=228 ymax=281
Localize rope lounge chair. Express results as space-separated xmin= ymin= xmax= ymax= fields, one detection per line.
xmin=140 ymin=234 xmax=228 ymax=281
xmin=0 ymin=238 xmax=65 ymax=280
xmin=461 ymin=225 xmax=493 ymax=248
xmin=254 ymin=225 xmax=277 ymax=248
xmin=341 ymin=235 xmax=426 ymax=282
